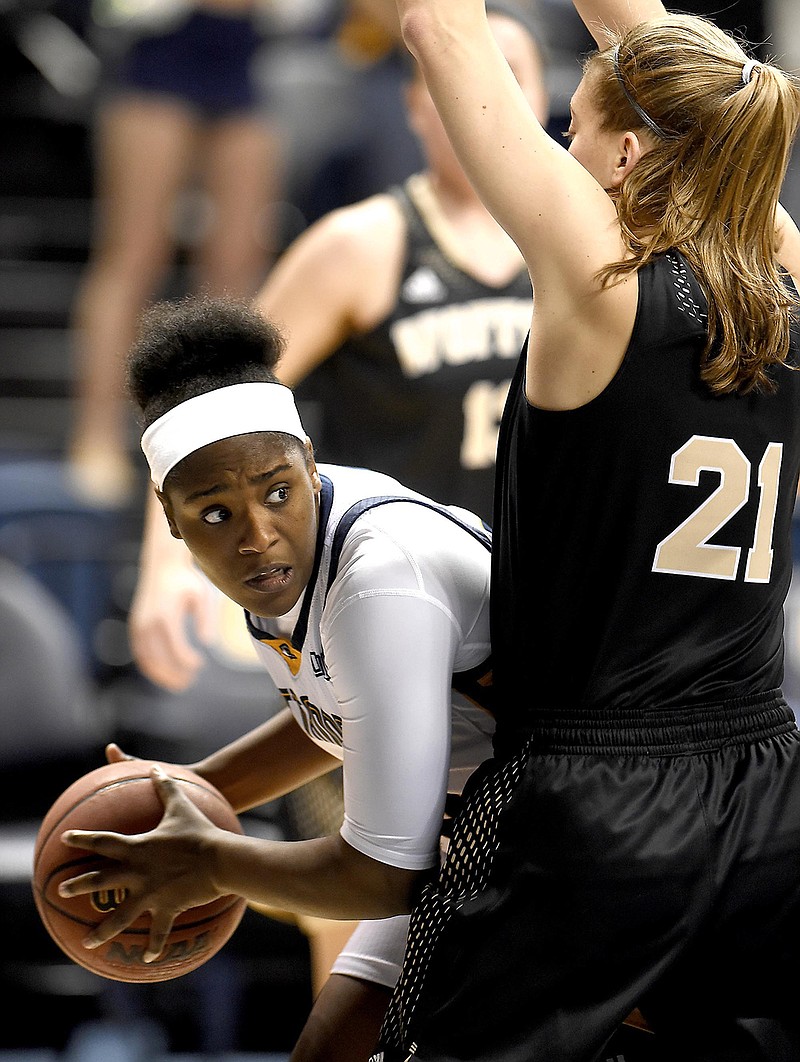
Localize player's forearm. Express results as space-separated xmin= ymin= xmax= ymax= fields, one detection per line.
xmin=138 ymin=487 xmax=194 ymax=577
xmin=193 ymin=708 xmax=341 ymax=812
xmin=571 ymin=0 xmax=667 ymax=46
xmin=211 ymin=830 xmax=422 ymax=919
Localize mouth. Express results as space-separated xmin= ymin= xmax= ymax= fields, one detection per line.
xmin=244 ymin=565 xmax=293 ymax=594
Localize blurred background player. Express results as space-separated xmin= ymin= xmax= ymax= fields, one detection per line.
xmin=66 ymin=0 xmax=282 ymax=506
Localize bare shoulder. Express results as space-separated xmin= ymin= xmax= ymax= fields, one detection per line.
xmin=314 ymin=193 xmax=406 ymax=265
xmin=263 ymin=191 xmax=407 ymax=335
xmin=311 ymin=192 xmax=408 ymax=331
xmin=526 ymin=268 xmax=640 ymax=410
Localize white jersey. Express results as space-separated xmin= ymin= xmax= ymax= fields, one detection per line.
xmin=246 ymin=464 xmax=495 ymax=872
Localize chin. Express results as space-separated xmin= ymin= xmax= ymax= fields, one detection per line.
xmin=247 ymin=589 xmax=301 ymax=620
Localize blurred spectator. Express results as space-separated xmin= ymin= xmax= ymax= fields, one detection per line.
xmin=303 ymin=0 xmax=423 ymax=215
xmin=264 ymin=0 xmax=425 ymax=227
xmin=67 ymin=0 xmax=282 ymax=507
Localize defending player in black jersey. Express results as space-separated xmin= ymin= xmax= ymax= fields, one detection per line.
xmin=371 ymin=0 xmax=800 ymax=1059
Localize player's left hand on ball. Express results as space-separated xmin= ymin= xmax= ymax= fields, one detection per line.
xmin=58 ymin=765 xmax=226 ymax=961
xmin=105 ymin=742 xmax=134 ymax=765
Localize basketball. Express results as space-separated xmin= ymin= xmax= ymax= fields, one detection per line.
xmin=32 ymin=760 xmax=247 ymax=983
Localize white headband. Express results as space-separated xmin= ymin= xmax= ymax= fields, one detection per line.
xmin=141 ymin=382 xmax=307 ymax=490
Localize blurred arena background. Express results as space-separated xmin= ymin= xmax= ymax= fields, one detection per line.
xmin=0 ymin=1 xmax=798 ymax=1059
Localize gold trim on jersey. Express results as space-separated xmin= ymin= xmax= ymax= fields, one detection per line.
xmin=253 ymin=635 xmax=302 ymax=677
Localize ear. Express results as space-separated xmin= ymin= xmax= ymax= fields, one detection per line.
xmin=155 ymin=488 xmax=183 ymax=540
xmin=609 ymin=130 xmax=647 ymax=190
xmin=304 ymin=438 xmax=322 ymax=493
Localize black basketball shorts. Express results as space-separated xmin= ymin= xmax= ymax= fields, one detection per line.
xmin=373 ymin=692 xmax=800 ymax=1062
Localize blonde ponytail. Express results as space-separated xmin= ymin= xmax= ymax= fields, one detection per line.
xmin=588 ymin=16 xmax=800 ymax=394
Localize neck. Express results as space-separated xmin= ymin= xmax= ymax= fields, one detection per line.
xmin=412 ymin=172 xmax=525 ymax=284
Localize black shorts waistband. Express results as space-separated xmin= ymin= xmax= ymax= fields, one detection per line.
xmin=507 ymin=690 xmax=797 ymax=756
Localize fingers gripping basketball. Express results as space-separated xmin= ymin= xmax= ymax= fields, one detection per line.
xmin=32 ymin=760 xmax=246 ymax=983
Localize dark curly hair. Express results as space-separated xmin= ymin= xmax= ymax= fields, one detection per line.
xmin=127 ymin=295 xmax=287 ymax=428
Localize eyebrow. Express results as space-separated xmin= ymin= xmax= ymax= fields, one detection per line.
xmin=183 ymin=463 xmax=293 ymax=504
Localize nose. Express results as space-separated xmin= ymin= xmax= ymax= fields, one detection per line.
xmin=238 ymin=505 xmax=277 ymax=555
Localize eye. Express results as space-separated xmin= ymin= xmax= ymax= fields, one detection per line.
xmin=267 ymin=485 xmax=290 ymax=504
xmin=201 ymin=506 xmax=230 ymax=525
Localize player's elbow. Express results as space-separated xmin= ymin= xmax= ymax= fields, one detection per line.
xmin=340 ymin=839 xmax=427 ymax=917
xmin=398 ymin=3 xmax=438 ymax=62
xmin=375 ymin=862 xmax=426 ymax=916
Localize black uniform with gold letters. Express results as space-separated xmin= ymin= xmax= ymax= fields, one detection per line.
xmin=374 ymin=251 xmax=800 ymax=1062
xmin=307 ymin=174 xmax=532 ymax=525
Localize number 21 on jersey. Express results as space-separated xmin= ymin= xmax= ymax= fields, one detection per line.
xmin=652 ymin=435 xmax=783 ymax=583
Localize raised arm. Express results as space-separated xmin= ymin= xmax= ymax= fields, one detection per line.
xmin=571 ymin=0 xmax=667 ymax=47
xmin=395 ymin=2 xmax=616 ymax=287
xmin=394 ymin=0 xmax=636 ymax=409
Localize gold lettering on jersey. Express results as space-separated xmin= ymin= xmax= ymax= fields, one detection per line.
xmin=461 ymin=379 xmax=511 ymax=469
xmin=652 ymin=436 xmax=783 ymax=583
xmin=390 ymin=299 xmax=530 ymax=378
xmin=257 ymin=637 xmax=302 ymax=676
xmin=279 ymin=688 xmax=343 ymax=746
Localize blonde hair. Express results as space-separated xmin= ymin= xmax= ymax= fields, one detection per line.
xmin=585 ymin=15 xmax=800 ymax=395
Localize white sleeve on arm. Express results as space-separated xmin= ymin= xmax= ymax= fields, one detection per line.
xmin=324 ymin=588 xmax=460 ymax=871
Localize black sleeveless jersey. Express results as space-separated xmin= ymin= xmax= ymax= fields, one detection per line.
xmin=492 ymin=251 xmax=800 ymax=727
xmin=305 ymin=175 xmax=532 ymax=524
